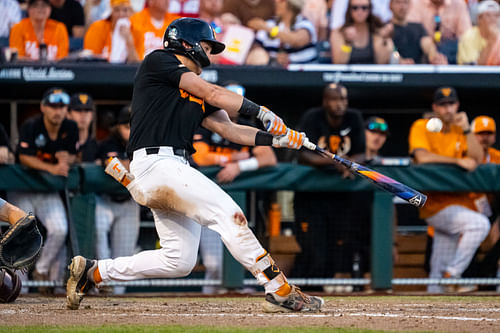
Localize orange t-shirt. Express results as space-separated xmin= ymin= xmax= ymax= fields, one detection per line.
xmin=83 ymin=19 xmax=112 ymax=59
xmin=131 ymin=9 xmax=180 ymax=59
xmin=9 ymin=18 xmax=69 ymax=60
xmin=486 ymin=147 xmax=500 ymax=164
xmin=409 ymin=118 xmax=478 ymax=219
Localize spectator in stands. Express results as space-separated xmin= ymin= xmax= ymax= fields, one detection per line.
xmin=330 ymin=0 xmax=392 ymax=30
xmin=293 ymin=83 xmax=366 ymax=283
xmin=9 ymin=87 xmax=78 ymax=295
xmin=222 ymin=0 xmax=274 ymax=26
xmin=408 ymin=86 xmax=490 ymax=293
xmin=458 ymin=0 xmax=500 ymax=65
xmin=247 ymin=0 xmax=318 ymax=66
xmin=388 ymin=0 xmax=447 ymax=64
xmin=67 ymin=93 xmax=99 ymax=163
xmin=302 ymin=0 xmax=328 ymax=41
xmin=168 ymin=0 xmax=199 ymax=18
xmin=49 ymin=0 xmax=85 ymax=38
xmin=406 ymin=0 xmax=471 ymax=64
xmin=84 ymin=0 xmax=140 ymax=63
xmin=96 ymin=105 xmax=140 ymax=294
xmin=198 ymin=0 xmax=223 ymax=33
xmin=0 ymin=124 xmax=14 ymax=164
xmin=130 ymin=0 xmax=180 ymax=59
xmin=0 ymin=0 xmax=22 ymax=39
xmin=330 ymin=0 xmax=393 ymax=64
xmin=192 ymin=83 xmax=277 ymax=294
xmin=9 ymin=0 xmax=69 ymax=61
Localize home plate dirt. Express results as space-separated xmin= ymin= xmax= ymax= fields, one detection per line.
xmin=1 ymin=296 xmax=499 ymax=332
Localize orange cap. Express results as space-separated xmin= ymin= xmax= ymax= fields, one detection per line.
xmin=472 ymin=116 xmax=496 ymax=133
xmin=110 ymin=0 xmax=131 ymax=7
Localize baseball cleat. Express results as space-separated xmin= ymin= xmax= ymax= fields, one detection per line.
xmin=66 ymin=256 xmax=97 ymax=310
xmin=262 ymin=285 xmax=324 ymax=313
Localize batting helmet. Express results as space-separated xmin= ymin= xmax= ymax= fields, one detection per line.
xmin=0 ymin=268 xmax=21 ymax=303
xmin=163 ymin=18 xmax=225 ymax=68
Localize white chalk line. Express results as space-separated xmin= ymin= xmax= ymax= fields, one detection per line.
xmin=2 ymin=309 xmax=499 ymax=322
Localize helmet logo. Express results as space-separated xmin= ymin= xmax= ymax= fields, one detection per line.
xmin=168 ymin=27 xmax=178 ymax=39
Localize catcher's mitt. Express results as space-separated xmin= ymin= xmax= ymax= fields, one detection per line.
xmin=0 ymin=214 xmax=42 ymax=272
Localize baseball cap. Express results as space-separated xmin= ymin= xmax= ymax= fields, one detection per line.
xmin=28 ymin=0 xmax=50 ymax=6
xmin=433 ymin=86 xmax=458 ymax=105
xmin=472 ymin=115 xmax=496 ymax=133
xmin=110 ymin=0 xmax=131 ymax=7
xmin=365 ymin=116 xmax=389 ymax=134
xmin=42 ymin=87 xmax=70 ymax=106
xmin=117 ymin=105 xmax=131 ymax=125
xmin=478 ymin=0 xmax=500 ymax=15
xmin=69 ymin=93 xmax=95 ymax=111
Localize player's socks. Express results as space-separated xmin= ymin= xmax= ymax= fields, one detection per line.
xmin=93 ymin=266 xmax=102 ymax=284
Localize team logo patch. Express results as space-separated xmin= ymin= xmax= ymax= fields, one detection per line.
xmin=168 ymin=27 xmax=178 ymax=39
xmin=441 ymin=88 xmax=451 ymax=97
xmin=79 ymin=94 xmax=88 ymax=104
xmin=35 ymin=134 xmax=46 ymax=148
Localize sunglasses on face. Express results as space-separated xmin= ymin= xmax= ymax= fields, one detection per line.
xmin=351 ymin=5 xmax=370 ymax=11
xmin=44 ymin=92 xmax=70 ymax=105
xmin=367 ymin=122 xmax=388 ymax=132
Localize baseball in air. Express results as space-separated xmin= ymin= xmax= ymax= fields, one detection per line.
xmin=426 ymin=117 xmax=443 ymax=132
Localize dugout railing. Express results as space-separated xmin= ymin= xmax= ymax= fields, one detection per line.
xmin=1 ymin=163 xmax=499 ymax=292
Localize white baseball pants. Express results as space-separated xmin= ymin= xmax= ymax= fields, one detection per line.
xmin=426 ymin=205 xmax=490 ymax=293
xmin=8 ymin=192 xmax=68 ymax=281
xmin=97 ymin=147 xmax=270 ymax=289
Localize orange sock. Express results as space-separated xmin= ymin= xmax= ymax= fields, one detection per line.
xmin=275 ymin=282 xmax=292 ymax=297
xmin=93 ymin=266 xmax=102 ymax=284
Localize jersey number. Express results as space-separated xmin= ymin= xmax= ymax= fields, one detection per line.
xmin=179 ymin=89 xmax=205 ymax=112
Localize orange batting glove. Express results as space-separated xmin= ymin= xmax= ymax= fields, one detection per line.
xmin=272 ymin=129 xmax=306 ymax=150
xmin=257 ymin=106 xmax=288 ymax=136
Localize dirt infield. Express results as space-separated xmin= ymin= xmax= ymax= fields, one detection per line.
xmin=1 ymin=295 xmax=499 ymax=332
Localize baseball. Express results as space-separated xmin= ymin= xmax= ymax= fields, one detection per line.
xmin=426 ymin=117 xmax=443 ymax=132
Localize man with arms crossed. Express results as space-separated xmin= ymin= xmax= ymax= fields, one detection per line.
xmin=66 ymin=17 xmax=323 ymax=312
xmin=408 ymin=87 xmax=490 ymax=293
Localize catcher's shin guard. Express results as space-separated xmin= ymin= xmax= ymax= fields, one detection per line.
xmin=66 ymin=256 xmax=97 ymax=310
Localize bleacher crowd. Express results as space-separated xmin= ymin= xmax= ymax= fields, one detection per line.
xmin=0 ymin=0 xmax=499 ymax=65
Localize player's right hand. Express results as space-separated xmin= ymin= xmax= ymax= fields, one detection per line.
xmin=257 ymin=106 xmax=287 ymax=136
xmin=272 ymin=129 xmax=305 ymax=149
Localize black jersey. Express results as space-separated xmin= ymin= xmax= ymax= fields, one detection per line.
xmin=128 ymin=50 xmax=218 ymax=156
xmin=297 ymin=107 xmax=365 ymax=156
xmin=97 ymin=131 xmax=129 ymax=164
xmin=77 ymin=137 xmax=99 ymax=163
xmin=17 ymin=115 xmax=78 ymax=164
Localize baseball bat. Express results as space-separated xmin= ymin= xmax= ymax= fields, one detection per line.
xmin=302 ymin=139 xmax=427 ymax=208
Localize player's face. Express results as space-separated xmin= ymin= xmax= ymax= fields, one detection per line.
xmin=365 ymin=129 xmax=387 ymax=152
xmin=390 ymin=0 xmax=410 ymax=21
xmin=111 ymin=4 xmax=133 ymax=21
xmin=323 ymin=95 xmax=348 ymax=120
xmin=68 ymin=109 xmax=93 ymax=132
xmin=432 ymin=101 xmax=459 ymax=125
xmin=474 ymin=131 xmax=496 ymax=149
xmin=41 ymin=103 xmax=68 ymax=126
xmin=28 ymin=1 xmax=51 ymax=21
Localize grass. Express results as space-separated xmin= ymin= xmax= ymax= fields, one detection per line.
xmin=0 ymin=326 xmax=433 ymax=333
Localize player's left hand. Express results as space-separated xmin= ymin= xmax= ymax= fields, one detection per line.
xmin=257 ymin=107 xmax=288 ymax=136
xmin=216 ymin=162 xmax=241 ymax=184
xmin=272 ymin=129 xmax=305 ymax=149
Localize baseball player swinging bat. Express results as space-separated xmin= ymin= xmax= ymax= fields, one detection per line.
xmin=302 ymin=139 xmax=427 ymax=208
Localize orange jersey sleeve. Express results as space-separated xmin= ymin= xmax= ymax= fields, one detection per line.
xmin=84 ymin=20 xmax=112 ymax=58
xmin=488 ymin=147 xmax=500 ymax=164
xmin=408 ymin=119 xmax=432 ymax=154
